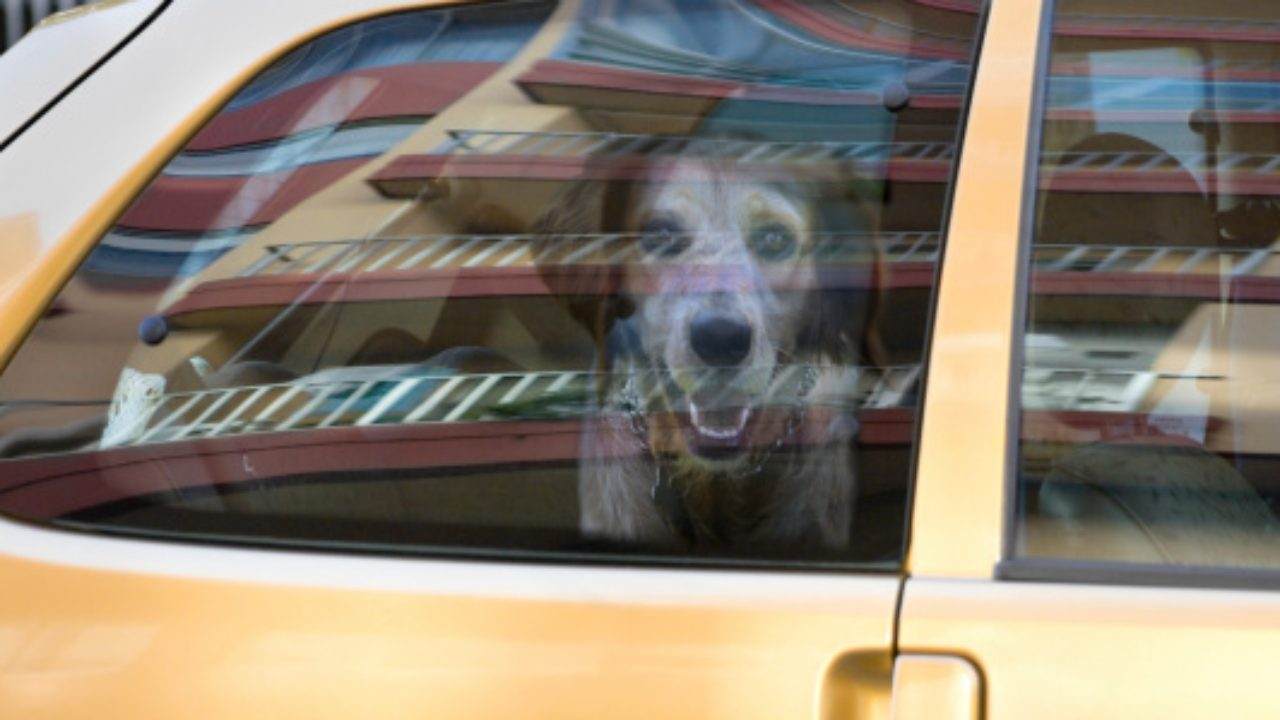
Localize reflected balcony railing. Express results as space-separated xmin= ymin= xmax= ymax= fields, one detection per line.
xmin=158 ymin=231 xmax=938 ymax=320
xmin=235 ymin=231 xmax=941 ymax=278
xmin=110 ymin=363 xmax=923 ymax=447
xmin=238 ymin=237 xmax=1279 ymax=282
xmin=167 ymin=239 xmax=1280 ymax=323
xmin=438 ymin=129 xmax=957 ymax=165
xmin=369 ymin=130 xmax=957 ymax=197
xmin=1032 ymin=243 xmax=1280 ymax=277
xmin=1044 ymin=148 xmax=1280 ymax=176
xmin=1031 ymin=243 xmax=1280 ymax=302
xmin=114 ymin=359 xmax=1226 ymax=449
xmin=1040 ymin=148 xmax=1280 ymax=195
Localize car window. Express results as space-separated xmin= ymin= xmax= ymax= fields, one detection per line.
xmin=1016 ymin=0 xmax=1280 ymax=571
xmin=0 ymin=0 xmax=982 ymax=567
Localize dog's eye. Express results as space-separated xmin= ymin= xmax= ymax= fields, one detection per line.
xmin=639 ymin=218 xmax=690 ymax=258
xmin=749 ymin=222 xmax=798 ymax=261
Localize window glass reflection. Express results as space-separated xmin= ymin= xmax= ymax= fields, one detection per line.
xmin=1019 ymin=1 xmax=1280 ymax=570
xmin=0 ymin=0 xmax=980 ymax=566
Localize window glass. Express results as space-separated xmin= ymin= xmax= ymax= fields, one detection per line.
xmin=1017 ymin=1 xmax=1280 ymax=570
xmin=0 ymin=0 xmax=981 ymax=566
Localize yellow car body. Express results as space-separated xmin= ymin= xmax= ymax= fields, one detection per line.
xmin=1 ymin=0 xmax=1278 ymax=717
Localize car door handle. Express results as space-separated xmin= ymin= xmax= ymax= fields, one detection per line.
xmin=890 ymin=654 xmax=983 ymax=720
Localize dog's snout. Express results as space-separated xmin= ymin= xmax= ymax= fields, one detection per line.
xmin=689 ymin=310 xmax=753 ymax=367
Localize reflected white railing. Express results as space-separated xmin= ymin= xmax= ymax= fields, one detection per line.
xmin=126 ymin=360 xmax=1222 ymax=445
xmin=1041 ymin=148 xmax=1280 ymax=177
xmin=235 ymin=231 xmax=942 ymax=277
xmin=1033 ymin=243 xmax=1280 ymax=276
xmin=438 ymin=129 xmax=957 ymax=165
xmin=237 ymin=237 xmax=1279 ymax=280
xmin=122 ymin=364 xmax=923 ymax=446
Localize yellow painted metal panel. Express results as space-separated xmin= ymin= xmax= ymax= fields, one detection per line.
xmin=0 ymin=552 xmax=897 ymax=719
xmin=900 ymin=577 xmax=1280 ymax=719
xmin=909 ymin=0 xmax=1046 ymax=579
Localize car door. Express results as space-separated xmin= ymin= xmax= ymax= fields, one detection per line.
xmin=0 ymin=0 xmax=988 ymax=717
xmin=901 ymin=0 xmax=1280 ymax=716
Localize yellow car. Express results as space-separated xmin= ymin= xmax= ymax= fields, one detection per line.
xmin=2 ymin=0 xmax=1279 ymax=717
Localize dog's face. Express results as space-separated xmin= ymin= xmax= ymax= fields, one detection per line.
xmin=531 ymin=155 xmax=874 ymax=546
xmin=616 ymin=162 xmax=831 ymax=467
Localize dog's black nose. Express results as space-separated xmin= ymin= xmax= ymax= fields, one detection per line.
xmin=689 ymin=311 xmax=753 ymax=367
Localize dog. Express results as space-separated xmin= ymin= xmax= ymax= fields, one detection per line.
xmin=533 ymin=154 xmax=883 ymax=553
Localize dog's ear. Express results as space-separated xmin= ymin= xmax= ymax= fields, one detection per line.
xmin=531 ymin=178 xmax=639 ymax=372
xmin=796 ymin=265 xmax=877 ymax=365
xmin=795 ymin=175 xmax=886 ymax=367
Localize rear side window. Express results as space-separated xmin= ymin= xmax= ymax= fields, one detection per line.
xmin=0 ymin=0 xmax=982 ymax=567
xmin=1016 ymin=1 xmax=1280 ymax=573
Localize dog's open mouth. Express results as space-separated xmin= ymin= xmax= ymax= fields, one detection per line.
xmin=650 ymin=364 xmax=781 ymax=461
xmin=688 ymin=402 xmax=751 ymax=446
xmin=683 ymin=382 xmax=757 ymax=458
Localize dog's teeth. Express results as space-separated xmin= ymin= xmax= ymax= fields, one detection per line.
xmin=689 ymin=404 xmax=752 ymax=440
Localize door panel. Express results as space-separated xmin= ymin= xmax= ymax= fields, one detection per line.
xmin=0 ymin=0 xmax=989 ymax=716
xmin=0 ymin=539 xmax=898 ymax=719
xmin=903 ymin=0 xmax=1280 ymax=716
xmin=900 ymin=578 xmax=1280 ymax=718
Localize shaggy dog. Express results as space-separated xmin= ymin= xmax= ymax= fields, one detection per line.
xmin=534 ymin=156 xmax=881 ymax=553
